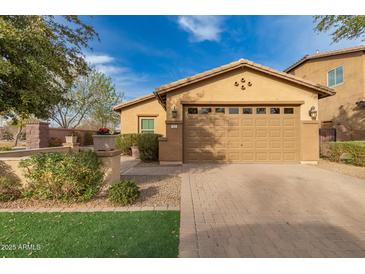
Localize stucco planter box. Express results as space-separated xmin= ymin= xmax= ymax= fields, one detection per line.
xmin=92 ymin=135 xmax=117 ymax=151
xmin=65 ymin=135 xmax=78 ymax=144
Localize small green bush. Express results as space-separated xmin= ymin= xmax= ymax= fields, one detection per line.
xmin=72 ymin=131 xmax=82 ymax=143
xmin=19 ymin=151 xmax=103 ymax=201
xmin=328 ymin=141 xmax=365 ymax=166
xmin=48 ymin=137 xmax=63 ymax=147
xmin=2 ymin=130 xmax=13 ymax=141
xmin=0 ymin=177 xmax=21 ymax=202
xmin=108 ymin=180 xmax=140 ymax=205
xmin=137 ymin=133 xmax=161 ymax=161
xmin=84 ymin=132 xmax=94 ymax=146
xmin=116 ymin=134 xmax=140 ymax=155
xmin=0 ymin=145 xmax=12 ymax=151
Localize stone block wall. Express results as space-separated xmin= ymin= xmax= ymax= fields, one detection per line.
xmin=26 ymin=121 xmax=49 ymax=149
xmin=25 ymin=121 xmax=96 ymax=149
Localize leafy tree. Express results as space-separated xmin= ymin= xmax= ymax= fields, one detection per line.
xmin=314 ymin=16 xmax=365 ymax=42
xmin=0 ymin=16 xmax=98 ymax=120
xmin=50 ymin=70 xmax=122 ymax=129
xmin=90 ymin=72 xmax=122 ymax=128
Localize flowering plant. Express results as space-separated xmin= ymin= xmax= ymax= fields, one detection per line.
xmin=97 ymin=127 xmax=111 ymax=135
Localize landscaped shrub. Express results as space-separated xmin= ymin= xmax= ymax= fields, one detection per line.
xmin=116 ymin=134 xmax=140 ymax=155
xmin=327 ymin=141 xmax=365 ymax=166
xmin=48 ymin=137 xmax=63 ymax=147
xmin=0 ymin=145 xmax=12 ymax=151
xmin=2 ymin=130 xmax=13 ymax=141
xmin=72 ymin=131 xmax=82 ymax=143
xmin=108 ymin=180 xmax=140 ymax=205
xmin=84 ymin=132 xmax=94 ymax=146
xmin=137 ymin=133 xmax=161 ymax=161
xmin=19 ymin=151 xmax=104 ymax=201
xmin=0 ymin=177 xmax=22 ymax=202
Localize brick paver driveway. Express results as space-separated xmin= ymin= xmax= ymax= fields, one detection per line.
xmin=179 ymin=164 xmax=365 ymax=257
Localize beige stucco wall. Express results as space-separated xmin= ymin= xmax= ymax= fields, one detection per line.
xmin=119 ymin=97 xmax=166 ymax=136
xmin=289 ymin=52 xmax=365 ymax=140
xmin=166 ymin=67 xmax=319 ymax=122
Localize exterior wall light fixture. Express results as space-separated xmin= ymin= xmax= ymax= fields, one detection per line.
xmin=172 ymin=106 xmax=178 ymax=118
xmin=309 ymin=106 xmax=317 ymax=120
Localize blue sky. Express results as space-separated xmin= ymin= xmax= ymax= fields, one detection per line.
xmin=81 ymin=16 xmax=364 ymax=101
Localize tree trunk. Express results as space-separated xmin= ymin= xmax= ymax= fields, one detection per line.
xmin=13 ymin=126 xmax=23 ymax=147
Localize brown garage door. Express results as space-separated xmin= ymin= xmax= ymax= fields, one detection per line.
xmin=183 ymin=105 xmax=300 ymax=162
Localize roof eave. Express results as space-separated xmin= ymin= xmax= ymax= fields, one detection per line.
xmin=112 ymin=94 xmax=157 ymax=111
xmin=156 ymin=61 xmax=334 ymax=99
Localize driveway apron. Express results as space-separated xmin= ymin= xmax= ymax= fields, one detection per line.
xmin=179 ymin=163 xmax=365 ymax=257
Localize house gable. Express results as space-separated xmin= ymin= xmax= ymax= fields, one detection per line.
xmin=165 ymin=66 xmax=321 ymax=121
xmin=155 ymin=59 xmax=334 ymax=110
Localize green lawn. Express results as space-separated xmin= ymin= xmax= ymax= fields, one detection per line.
xmin=0 ymin=211 xmax=180 ymax=258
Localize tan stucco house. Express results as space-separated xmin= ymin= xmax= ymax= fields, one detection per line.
xmin=113 ymin=59 xmax=334 ymax=164
xmin=285 ymin=45 xmax=365 ymax=141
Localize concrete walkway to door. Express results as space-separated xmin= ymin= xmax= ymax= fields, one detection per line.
xmin=179 ymin=163 xmax=365 ymax=257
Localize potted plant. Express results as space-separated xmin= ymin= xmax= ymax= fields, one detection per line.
xmin=92 ymin=128 xmax=117 ymax=151
xmin=65 ymin=134 xmax=78 ymax=144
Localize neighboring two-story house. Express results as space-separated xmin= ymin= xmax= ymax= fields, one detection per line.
xmin=285 ymin=45 xmax=365 ymax=141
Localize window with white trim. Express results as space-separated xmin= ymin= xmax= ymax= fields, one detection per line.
xmin=140 ymin=118 xmax=155 ymax=134
xmin=327 ymin=66 xmax=344 ymax=87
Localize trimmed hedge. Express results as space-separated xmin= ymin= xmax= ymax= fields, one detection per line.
xmin=0 ymin=177 xmax=21 ymax=202
xmin=84 ymin=132 xmax=94 ymax=146
xmin=0 ymin=145 xmax=12 ymax=151
xmin=108 ymin=180 xmax=140 ymax=205
xmin=48 ymin=137 xmax=63 ymax=147
xmin=19 ymin=151 xmax=104 ymax=201
xmin=327 ymin=141 xmax=365 ymax=166
xmin=116 ymin=134 xmax=139 ymax=155
xmin=137 ymin=133 xmax=160 ymax=161
xmin=116 ymin=133 xmax=161 ymax=161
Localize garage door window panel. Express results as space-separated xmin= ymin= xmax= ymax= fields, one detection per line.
xmin=187 ymin=107 xmax=198 ymax=114
xmin=243 ymin=107 xmax=253 ymax=114
xmin=229 ymin=107 xmax=239 ymax=114
xmin=256 ymin=107 xmax=266 ymax=114
xmin=270 ymin=107 xmax=280 ymax=114
xmin=200 ymin=107 xmax=212 ymax=114
xmin=284 ymin=108 xmax=294 ymax=114
xmin=215 ymin=107 xmax=225 ymax=114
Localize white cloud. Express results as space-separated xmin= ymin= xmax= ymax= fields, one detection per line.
xmin=83 ymin=53 xmax=153 ymax=100
xmin=85 ymin=54 xmax=114 ymax=65
xmin=177 ymin=16 xmax=224 ymax=42
xmin=94 ymin=64 xmax=126 ymax=75
xmin=85 ymin=53 xmax=122 ymax=75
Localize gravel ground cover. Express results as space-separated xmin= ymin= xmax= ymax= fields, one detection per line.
xmin=317 ymin=159 xmax=365 ymax=180
xmin=0 ymin=175 xmax=181 ymax=209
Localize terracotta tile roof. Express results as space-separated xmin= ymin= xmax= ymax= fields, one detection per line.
xmin=155 ymin=58 xmax=335 ymax=98
xmin=285 ymin=45 xmax=365 ymax=72
xmin=113 ymin=93 xmax=156 ymax=111
xmin=114 ymin=57 xmax=336 ymax=111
